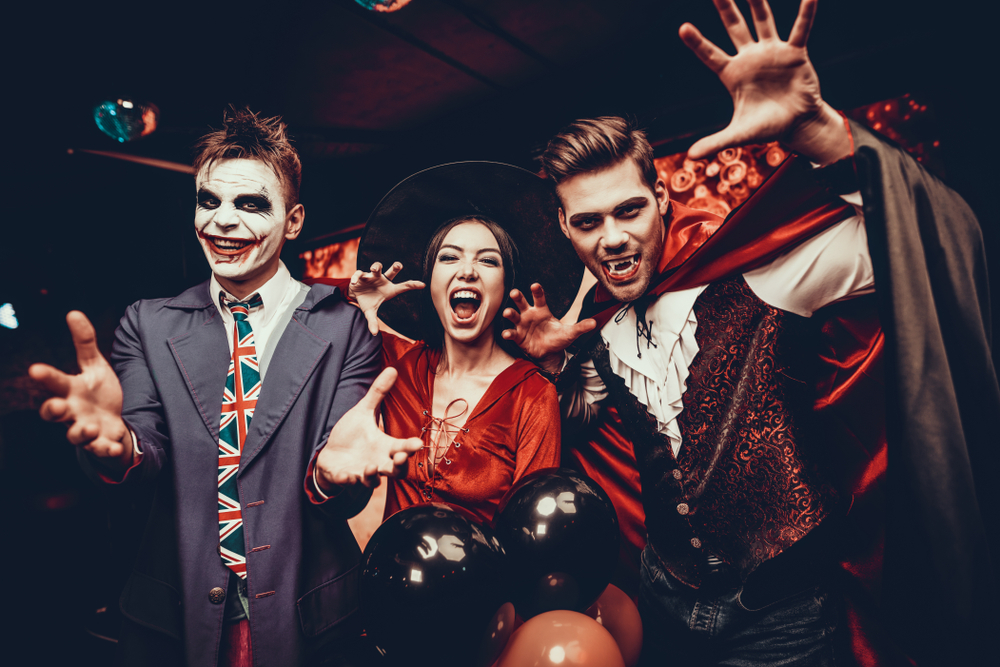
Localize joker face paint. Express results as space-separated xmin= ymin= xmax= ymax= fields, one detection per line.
xmin=194 ymin=158 xmax=303 ymax=298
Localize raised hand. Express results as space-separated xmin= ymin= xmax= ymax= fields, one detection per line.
xmin=28 ymin=311 xmax=134 ymax=469
xmin=316 ymin=367 xmax=424 ymax=489
xmin=681 ymin=0 xmax=850 ymax=165
xmin=349 ymin=261 xmax=426 ymax=336
xmin=502 ymin=284 xmax=596 ymax=373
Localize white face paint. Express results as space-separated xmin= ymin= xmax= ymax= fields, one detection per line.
xmin=194 ymin=158 xmax=302 ymax=297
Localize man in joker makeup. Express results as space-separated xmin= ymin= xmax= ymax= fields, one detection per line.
xmin=505 ymin=1 xmax=996 ymax=665
xmin=29 ymin=108 xmax=421 ymax=667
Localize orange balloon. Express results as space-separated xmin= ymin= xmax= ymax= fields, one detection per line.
xmin=585 ymin=585 xmax=643 ymax=667
xmin=495 ymin=610 xmax=625 ymax=667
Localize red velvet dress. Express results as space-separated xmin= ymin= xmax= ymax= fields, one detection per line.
xmin=379 ymin=332 xmax=561 ymax=524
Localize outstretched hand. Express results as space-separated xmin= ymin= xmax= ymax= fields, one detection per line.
xmin=502 ymin=284 xmax=596 ymax=374
xmin=349 ymin=261 xmax=425 ymax=336
xmin=28 ymin=311 xmax=134 ymax=469
xmin=316 ymin=367 xmax=423 ymax=490
xmin=681 ymin=0 xmax=850 ymax=165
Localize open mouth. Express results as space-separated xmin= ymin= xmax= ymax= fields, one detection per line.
xmin=602 ymin=254 xmax=641 ymax=281
xmin=199 ymin=232 xmax=260 ymax=257
xmin=450 ymin=289 xmax=482 ymax=321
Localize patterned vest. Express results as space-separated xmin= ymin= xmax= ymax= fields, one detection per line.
xmin=585 ymin=276 xmax=837 ymax=587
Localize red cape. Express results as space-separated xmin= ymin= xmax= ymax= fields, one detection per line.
xmin=572 ymin=154 xmax=897 ymax=666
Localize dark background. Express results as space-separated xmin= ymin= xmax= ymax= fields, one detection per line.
xmin=1 ymin=0 xmax=996 ymax=663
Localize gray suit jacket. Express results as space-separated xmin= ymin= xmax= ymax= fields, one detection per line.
xmin=80 ymin=280 xmax=378 ymax=667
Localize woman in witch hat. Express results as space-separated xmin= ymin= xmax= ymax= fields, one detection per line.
xmin=347 ymin=162 xmax=586 ymax=523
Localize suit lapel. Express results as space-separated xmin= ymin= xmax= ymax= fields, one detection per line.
xmin=168 ymin=310 xmax=230 ymax=443
xmin=240 ymin=313 xmax=330 ymax=471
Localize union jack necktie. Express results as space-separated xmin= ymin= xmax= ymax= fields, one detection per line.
xmin=218 ymin=293 xmax=263 ymax=579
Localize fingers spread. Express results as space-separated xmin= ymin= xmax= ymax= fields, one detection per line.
xmin=574 ymin=318 xmax=598 ymax=336
xmin=747 ymin=0 xmax=778 ymax=40
xmin=503 ymin=308 xmax=521 ymax=326
xmin=529 ymin=284 xmax=548 ymax=309
xmin=66 ymin=311 xmax=103 ymax=369
xmin=713 ymin=0 xmax=754 ymax=48
xmin=679 ymin=23 xmax=731 ymax=74
xmin=389 ymin=436 xmax=424 ymax=456
xmin=383 ymin=262 xmax=402 ymax=280
xmin=787 ymin=0 xmax=817 ymax=47
xmin=365 ymin=311 xmax=380 ymax=337
xmin=508 ymin=288 xmax=529 ymax=310
xmin=687 ymin=124 xmax=744 ymax=160
xmin=68 ymin=420 xmax=101 ymax=447
xmin=29 ymin=363 xmax=72 ymax=396
xmin=39 ymin=396 xmax=71 ymax=422
xmin=357 ymin=367 xmax=399 ymax=411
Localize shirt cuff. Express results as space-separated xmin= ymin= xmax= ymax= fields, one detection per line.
xmin=304 ymin=451 xmax=340 ymax=504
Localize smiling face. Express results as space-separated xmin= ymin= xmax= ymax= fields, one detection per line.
xmin=428 ymin=221 xmax=507 ymax=346
xmin=557 ymin=158 xmax=669 ymax=303
xmin=194 ymin=158 xmax=304 ymax=298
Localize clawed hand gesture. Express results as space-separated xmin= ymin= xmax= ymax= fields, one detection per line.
xmin=682 ymin=0 xmax=849 ymax=165
xmin=350 ymin=261 xmax=425 ymax=336
xmin=502 ymin=284 xmax=596 ymax=373
xmin=316 ymin=367 xmax=423 ymax=489
xmin=28 ymin=311 xmax=134 ymax=469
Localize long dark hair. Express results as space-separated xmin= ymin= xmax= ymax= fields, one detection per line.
xmin=418 ymin=216 xmax=521 ymax=356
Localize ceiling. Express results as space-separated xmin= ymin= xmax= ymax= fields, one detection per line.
xmin=2 ymin=0 xmax=996 ymax=326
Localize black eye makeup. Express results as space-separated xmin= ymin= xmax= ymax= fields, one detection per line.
xmin=196 ymin=189 xmax=220 ymax=209
xmin=233 ymin=195 xmax=273 ymax=214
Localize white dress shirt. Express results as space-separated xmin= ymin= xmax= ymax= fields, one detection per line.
xmin=210 ymin=261 xmax=311 ymax=379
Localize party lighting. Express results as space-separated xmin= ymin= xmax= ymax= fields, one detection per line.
xmin=354 ymin=0 xmax=412 ymax=12
xmin=0 ymin=303 xmax=18 ymax=329
xmin=93 ymin=99 xmax=160 ymax=143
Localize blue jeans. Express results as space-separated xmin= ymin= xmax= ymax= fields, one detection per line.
xmin=638 ymin=546 xmax=840 ymax=667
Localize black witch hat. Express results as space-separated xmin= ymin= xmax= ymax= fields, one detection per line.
xmin=357 ymin=161 xmax=584 ymax=340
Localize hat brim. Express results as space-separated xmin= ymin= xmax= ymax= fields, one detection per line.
xmin=358 ymin=161 xmax=583 ymax=341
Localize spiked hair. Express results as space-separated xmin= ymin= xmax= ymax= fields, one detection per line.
xmin=193 ymin=106 xmax=302 ymax=210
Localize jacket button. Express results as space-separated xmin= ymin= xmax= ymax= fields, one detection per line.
xmin=208 ymin=587 xmax=226 ymax=604
xmin=672 ymin=469 xmax=683 ymax=480
xmin=690 ymin=537 xmax=702 ymax=549
xmin=677 ymin=503 xmax=690 ymax=516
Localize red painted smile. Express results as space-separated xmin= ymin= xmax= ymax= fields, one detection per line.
xmin=199 ymin=231 xmax=264 ymax=259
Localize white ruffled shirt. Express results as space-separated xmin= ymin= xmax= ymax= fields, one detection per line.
xmin=562 ymin=192 xmax=874 ymax=457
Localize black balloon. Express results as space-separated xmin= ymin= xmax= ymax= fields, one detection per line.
xmin=360 ymin=503 xmax=509 ymax=666
xmin=493 ymin=468 xmax=620 ymax=619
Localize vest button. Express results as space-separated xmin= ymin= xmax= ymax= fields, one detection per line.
xmin=690 ymin=537 xmax=702 ymax=549
xmin=672 ymin=469 xmax=683 ymax=480
xmin=208 ymin=587 xmax=226 ymax=604
xmin=677 ymin=503 xmax=689 ymax=515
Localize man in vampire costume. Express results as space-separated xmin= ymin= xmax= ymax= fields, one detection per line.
xmin=28 ymin=109 xmax=421 ymax=667
xmin=504 ymin=1 xmax=998 ymax=665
